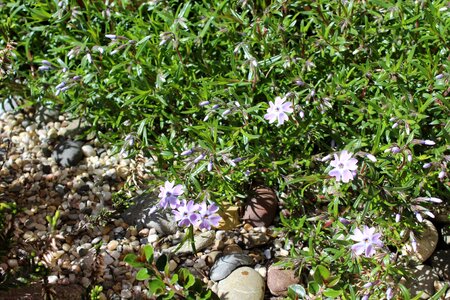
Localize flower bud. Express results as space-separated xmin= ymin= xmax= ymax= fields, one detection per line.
xmin=423 ymin=163 xmax=432 ymax=169
xmin=395 ymin=213 xmax=401 ymax=223
xmin=207 ymin=161 xmax=213 ymax=172
xmin=438 ymin=171 xmax=446 ymax=179
xmin=366 ymin=154 xmax=377 ymax=162
xmin=55 ymin=81 xmax=66 ymax=90
xmin=193 ymin=153 xmax=205 ymax=164
xmin=222 ymin=109 xmax=231 ymax=117
xmin=421 ymin=140 xmax=435 ymax=145
xmin=199 ymin=101 xmax=210 ymax=107
xmin=391 ymin=146 xmax=401 ymax=154
xmin=181 ymin=149 xmax=193 ymax=156
xmin=105 ymin=34 xmax=117 ymax=40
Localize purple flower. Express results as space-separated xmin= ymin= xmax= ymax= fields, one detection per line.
xmin=386 ymin=287 xmax=393 ymax=300
xmin=158 ymin=181 xmax=184 ymax=209
xmin=328 ymin=150 xmax=358 ymax=183
xmin=172 ymin=200 xmax=200 ymax=227
xmin=197 ymin=202 xmax=221 ymax=230
xmin=350 ymin=226 xmax=384 ymax=257
xmin=264 ymin=96 xmax=293 ymax=126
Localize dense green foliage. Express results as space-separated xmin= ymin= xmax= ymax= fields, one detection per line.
xmin=1 ymin=0 xmax=449 ymax=298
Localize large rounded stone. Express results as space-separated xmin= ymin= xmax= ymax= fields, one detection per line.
xmin=267 ymin=265 xmax=300 ymax=296
xmin=210 ymin=253 xmax=254 ymax=282
xmin=404 ymin=265 xmax=439 ymax=299
xmin=242 ymin=186 xmax=278 ymax=227
xmin=52 ymin=140 xmax=84 ymax=167
xmin=121 ymin=192 xmax=177 ymax=235
xmin=430 ymin=250 xmax=450 ymax=280
xmin=403 ymin=220 xmax=438 ymax=263
xmin=216 ymin=267 xmax=265 ymax=300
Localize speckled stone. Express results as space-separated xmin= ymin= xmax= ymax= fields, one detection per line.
xmin=242 ymin=186 xmax=278 ymax=227
xmin=216 ymin=267 xmax=265 ymax=300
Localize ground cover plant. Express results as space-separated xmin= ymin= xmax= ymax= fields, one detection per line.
xmin=1 ymin=0 xmax=449 ymax=299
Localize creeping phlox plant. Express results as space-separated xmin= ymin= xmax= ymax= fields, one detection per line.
xmin=1 ymin=0 xmax=449 ymax=299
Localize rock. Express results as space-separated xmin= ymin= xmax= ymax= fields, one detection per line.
xmin=242 ymin=232 xmax=270 ymax=249
xmin=107 ymin=240 xmax=119 ymax=251
xmin=169 ymin=231 xmax=215 ymax=255
xmin=403 ymin=220 xmax=438 ymax=263
xmin=210 ymin=253 xmax=254 ymax=281
xmin=242 ymin=186 xmax=278 ymax=227
xmin=430 ymin=250 xmax=450 ymax=280
xmin=52 ymin=140 xmax=84 ymax=167
xmin=441 ymin=226 xmax=450 ymax=246
xmin=36 ymin=105 xmax=60 ymax=124
xmin=405 ymin=265 xmax=439 ymax=299
xmin=0 ymin=98 xmax=18 ymax=117
xmin=431 ymin=202 xmax=450 ymax=224
xmin=216 ymin=267 xmax=265 ymax=300
xmin=81 ymin=144 xmax=96 ymax=157
xmin=121 ymin=192 xmax=177 ymax=235
xmin=223 ymin=244 xmax=243 ymax=255
xmin=267 ymin=265 xmax=300 ymax=296
xmin=217 ymin=205 xmax=241 ymax=230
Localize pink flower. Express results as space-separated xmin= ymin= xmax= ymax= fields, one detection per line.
xmin=328 ymin=150 xmax=358 ymax=183
xmin=158 ymin=181 xmax=184 ymax=209
xmin=172 ymin=200 xmax=200 ymax=227
xmin=350 ymin=226 xmax=384 ymax=257
xmin=197 ymin=202 xmax=222 ymax=230
xmin=264 ymin=96 xmax=293 ymax=126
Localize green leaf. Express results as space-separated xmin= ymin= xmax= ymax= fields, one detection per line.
xmin=123 ymin=253 xmax=144 ymax=268
xmin=323 ymin=288 xmax=342 ymax=298
xmin=287 ymin=284 xmax=307 ymax=299
xmin=429 ymin=283 xmax=448 ymax=300
xmin=317 ymin=265 xmax=331 ymax=280
xmin=148 ymin=278 xmax=166 ymax=295
xmin=143 ymin=245 xmax=154 ymax=263
xmin=136 ymin=268 xmax=151 ymax=281
xmin=155 ymin=254 xmax=168 ymax=272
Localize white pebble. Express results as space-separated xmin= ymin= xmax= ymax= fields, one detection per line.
xmin=81 ymin=144 xmax=96 ymax=157
xmin=48 ymin=275 xmax=59 ymax=284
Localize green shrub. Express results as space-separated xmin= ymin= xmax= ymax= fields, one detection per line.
xmin=1 ymin=0 xmax=449 ymax=298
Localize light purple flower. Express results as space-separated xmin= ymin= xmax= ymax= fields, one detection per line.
xmin=264 ymin=96 xmax=293 ymax=126
xmin=366 ymin=153 xmax=377 ymax=162
xmin=386 ymin=287 xmax=393 ymax=300
xmin=423 ymin=162 xmax=432 ymax=169
xmin=328 ymin=150 xmax=358 ymax=183
xmin=172 ymin=200 xmax=200 ymax=227
xmin=350 ymin=226 xmax=384 ymax=257
xmin=197 ymin=202 xmax=221 ymax=230
xmin=158 ymin=181 xmax=184 ymax=209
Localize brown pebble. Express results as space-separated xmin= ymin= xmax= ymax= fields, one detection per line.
xmin=223 ymin=244 xmax=243 ymax=255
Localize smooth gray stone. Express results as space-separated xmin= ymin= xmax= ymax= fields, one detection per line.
xmin=210 ymin=253 xmax=254 ymax=282
xmin=36 ymin=105 xmax=60 ymax=124
xmin=52 ymin=140 xmax=84 ymax=167
xmin=121 ymin=192 xmax=177 ymax=236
